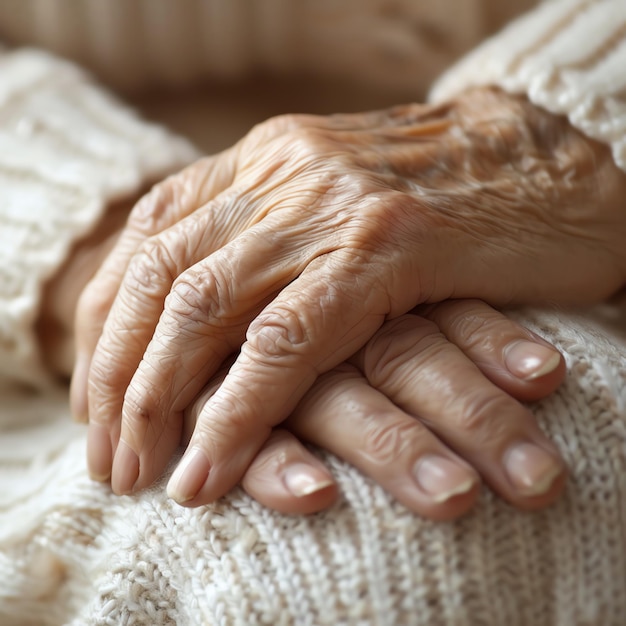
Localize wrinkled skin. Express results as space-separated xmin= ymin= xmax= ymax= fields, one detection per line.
xmin=72 ymin=87 xmax=626 ymax=509
xmin=186 ymin=299 xmax=568 ymax=518
xmin=41 ymin=234 xmax=567 ymax=519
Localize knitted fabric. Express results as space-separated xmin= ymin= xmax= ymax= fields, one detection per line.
xmin=0 ymin=1 xmax=625 ymax=625
xmin=1 ymin=303 xmax=625 ymax=626
xmin=0 ymin=48 xmax=198 ymax=386
xmin=430 ymin=0 xmax=626 ymax=170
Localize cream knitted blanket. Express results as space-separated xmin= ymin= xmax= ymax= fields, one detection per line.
xmin=0 ymin=1 xmax=625 ymax=624
xmin=2 ymin=304 xmax=625 ymax=625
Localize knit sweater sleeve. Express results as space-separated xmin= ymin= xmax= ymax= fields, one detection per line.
xmin=0 ymin=47 xmax=199 ymax=387
xmin=429 ymin=0 xmax=626 ymax=172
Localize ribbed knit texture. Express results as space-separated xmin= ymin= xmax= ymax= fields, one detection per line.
xmin=1 ymin=304 xmax=625 ymax=626
xmin=430 ymin=0 xmax=626 ymax=170
xmin=0 ymin=1 xmax=625 ymax=625
xmin=0 ymin=48 xmax=198 ymax=386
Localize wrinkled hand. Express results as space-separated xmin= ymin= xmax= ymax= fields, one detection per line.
xmin=192 ymin=300 xmax=567 ymax=519
xmin=72 ymin=87 xmax=625 ymax=505
xmin=48 ymin=206 xmax=568 ymax=518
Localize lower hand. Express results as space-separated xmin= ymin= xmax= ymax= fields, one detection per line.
xmin=177 ymin=299 xmax=567 ymax=517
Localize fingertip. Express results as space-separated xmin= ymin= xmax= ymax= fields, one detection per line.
xmin=110 ymin=440 xmax=140 ymax=495
xmin=514 ymin=469 xmax=568 ymax=512
xmin=504 ymin=340 xmax=564 ymax=382
xmin=501 ymin=441 xmax=568 ymax=509
xmin=413 ymin=455 xmax=478 ymax=504
xmin=410 ymin=487 xmax=481 ymax=522
xmin=245 ymin=461 xmax=338 ymax=515
xmin=273 ymin=482 xmax=338 ymax=516
xmin=422 ymin=300 xmax=567 ymax=402
xmin=166 ymin=447 xmax=211 ymax=504
xmin=87 ymin=423 xmax=113 ymax=482
xmin=239 ymin=430 xmax=339 ymax=515
xmin=485 ymin=341 xmax=566 ymax=403
xmin=401 ymin=456 xmax=481 ymax=521
xmin=282 ymin=462 xmax=335 ymax=497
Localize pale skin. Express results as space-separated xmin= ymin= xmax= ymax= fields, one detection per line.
xmin=61 ymin=87 xmax=625 ymax=517
xmin=44 ymin=236 xmax=567 ymax=519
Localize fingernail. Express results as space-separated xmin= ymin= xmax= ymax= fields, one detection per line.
xmin=111 ymin=440 xmax=140 ymax=495
xmin=414 ymin=455 xmax=477 ymax=503
xmin=504 ymin=341 xmax=561 ymax=381
xmin=504 ymin=442 xmax=564 ymax=496
xmin=70 ymin=353 xmax=90 ymax=423
xmin=167 ymin=447 xmax=211 ymax=504
xmin=282 ymin=463 xmax=335 ymax=497
xmin=87 ymin=423 xmax=112 ymax=482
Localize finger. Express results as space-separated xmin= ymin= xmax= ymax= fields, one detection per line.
xmin=103 ymin=116 xmax=446 ymax=484
xmin=81 ymin=155 xmax=244 ymax=481
xmin=86 ymin=114 xmax=367 ymax=479
xmin=163 ymin=252 xmax=388 ymax=506
xmin=352 ymin=315 xmax=567 ymax=511
xmin=419 ymin=299 xmax=566 ymax=401
xmin=88 ymin=185 xmax=270 ymax=486
xmin=108 ymin=216 xmax=322 ymax=494
xmin=286 ymin=364 xmax=480 ymax=520
xmin=73 ymin=151 xmax=237 ymax=426
xmin=98 ymin=127 xmax=441 ymax=452
xmin=180 ymin=375 xmax=337 ymax=514
xmin=240 ymin=430 xmax=338 ymax=515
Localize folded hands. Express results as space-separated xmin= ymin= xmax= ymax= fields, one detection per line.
xmin=60 ymin=87 xmax=625 ymax=518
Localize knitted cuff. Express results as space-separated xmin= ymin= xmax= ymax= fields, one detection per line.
xmin=429 ymin=0 xmax=626 ymax=172
xmin=0 ymin=48 xmax=199 ymax=387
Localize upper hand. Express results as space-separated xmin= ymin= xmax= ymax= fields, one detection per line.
xmin=72 ymin=87 xmax=626 ymax=503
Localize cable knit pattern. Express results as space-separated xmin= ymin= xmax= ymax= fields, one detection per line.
xmin=0 ymin=48 xmax=198 ymax=385
xmin=430 ymin=0 xmax=626 ymax=170
xmin=0 ymin=1 xmax=625 ymax=625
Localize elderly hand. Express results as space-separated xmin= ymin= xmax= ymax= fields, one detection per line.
xmin=47 ymin=209 xmax=568 ymax=518
xmin=72 ymin=87 xmax=625 ymax=506
xmin=190 ymin=300 xmax=567 ymax=519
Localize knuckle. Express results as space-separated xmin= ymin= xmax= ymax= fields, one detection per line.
xmin=249 ymin=113 xmax=313 ymax=142
xmin=443 ymin=302 xmax=506 ymax=351
xmin=361 ymin=416 xmax=423 ymax=466
xmin=362 ymin=316 xmax=442 ymax=387
xmin=454 ymin=391 xmax=513 ymax=436
xmin=363 ymin=188 xmax=417 ymax=220
xmin=166 ymin=267 xmax=228 ymax=328
xmin=128 ymin=159 xmax=213 ymax=234
xmin=126 ymin=236 xmax=178 ymax=298
xmin=283 ymin=126 xmax=330 ymax=163
xmin=338 ymin=190 xmax=420 ymax=253
xmin=246 ymin=306 xmax=310 ymax=358
xmin=122 ymin=377 xmax=160 ymax=426
xmin=128 ymin=179 xmax=178 ymax=234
